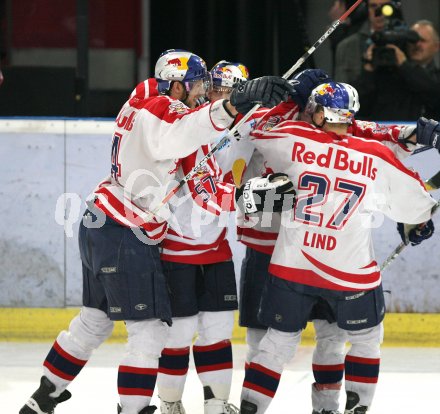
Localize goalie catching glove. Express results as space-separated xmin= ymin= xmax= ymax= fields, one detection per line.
xmin=235 ymin=173 xmax=296 ymax=214
xmin=397 ymin=219 xmax=435 ymax=246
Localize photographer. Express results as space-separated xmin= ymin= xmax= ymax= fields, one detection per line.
xmin=335 ymin=0 xmax=388 ymax=83
xmin=335 ymin=1 xmax=440 ymax=120
xmin=328 ymin=0 xmax=368 ymax=75
xmin=356 ymin=18 xmax=440 ymax=121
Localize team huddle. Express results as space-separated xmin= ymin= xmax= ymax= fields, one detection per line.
xmin=20 ymin=48 xmax=440 ymax=414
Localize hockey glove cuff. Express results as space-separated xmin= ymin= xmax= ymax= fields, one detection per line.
xmin=235 ymin=173 xmax=296 ymax=214
xmin=397 ymin=219 xmax=435 ymax=246
xmin=398 ymin=125 xmax=417 ymax=149
xmin=416 ymin=117 xmax=440 ymax=150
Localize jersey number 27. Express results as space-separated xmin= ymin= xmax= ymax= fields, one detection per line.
xmin=294 ymin=172 xmax=366 ymax=230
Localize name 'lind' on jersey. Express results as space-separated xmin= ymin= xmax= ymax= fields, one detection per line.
xmin=299 ymin=81 xmax=376 ymax=179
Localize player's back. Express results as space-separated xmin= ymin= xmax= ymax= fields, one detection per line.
xmin=252 ymin=120 xmax=435 ymax=291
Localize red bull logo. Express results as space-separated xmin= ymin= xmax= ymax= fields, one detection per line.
xmin=167 ymin=56 xmax=189 ymax=70
xmin=262 ymin=115 xmax=281 ymax=131
xmin=237 ymin=64 xmax=249 ymax=80
xmin=221 ymin=67 xmax=233 ymax=73
xmin=317 ymin=83 xmax=335 ymax=96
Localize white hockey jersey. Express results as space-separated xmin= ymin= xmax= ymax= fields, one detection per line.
xmin=251 ymin=120 xmax=436 ymax=291
xmin=215 ymin=108 xmax=269 ymax=186
xmin=237 ymin=100 xmax=417 ymax=255
xmin=160 ymin=144 xmax=236 ymax=264
xmin=233 ymin=101 xmax=301 ymax=253
xmin=93 ymin=79 xmax=235 ymax=241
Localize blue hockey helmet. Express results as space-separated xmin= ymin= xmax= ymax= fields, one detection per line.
xmin=154 ymin=49 xmax=212 ymax=94
xmin=306 ymin=82 xmax=360 ymax=124
xmin=210 ymin=60 xmax=249 ymax=91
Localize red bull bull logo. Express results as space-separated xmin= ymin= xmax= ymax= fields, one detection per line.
xmin=317 ymin=83 xmax=335 ymax=96
xmin=167 ymin=56 xmax=189 ymax=70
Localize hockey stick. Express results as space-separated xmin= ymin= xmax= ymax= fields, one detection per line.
xmin=144 ymin=0 xmax=366 ymax=221
xmin=412 ymin=145 xmax=433 ymax=155
xmin=380 ymin=170 xmax=440 ymax=271
xmin=424 ymin=170 xmax=440 ymax=192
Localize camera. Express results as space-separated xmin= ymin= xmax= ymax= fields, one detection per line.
xmin=370 ymin=1 xmax=420 ymax=67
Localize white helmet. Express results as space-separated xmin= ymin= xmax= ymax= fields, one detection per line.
xmin=210 ymin=60 xmax=249 ymax=91
xmin=154 ymin=49 xmax=211 ymax=94
xmin=305 ymin=82 xmax=360 ymax=124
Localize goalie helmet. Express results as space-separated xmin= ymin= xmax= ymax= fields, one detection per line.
xmin=210 ymin=60 xmax=249 ymax=91
xmin=305 ymin=82 xmax=360 ymax=124
xmin=154 ymin=49 xmax=211 ymax=94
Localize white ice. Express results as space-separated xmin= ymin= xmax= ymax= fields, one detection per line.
xmin=2 ymin=343 xmax=439 ymax=413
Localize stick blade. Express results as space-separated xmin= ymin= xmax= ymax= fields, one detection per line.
xmin=425 ymin=170 xmax=440 ymax=191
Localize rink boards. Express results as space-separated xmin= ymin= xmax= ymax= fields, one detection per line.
xmin=0 ymin=118 xmax=439 ymax=344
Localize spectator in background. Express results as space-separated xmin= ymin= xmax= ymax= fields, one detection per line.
xmin=354 ymin=19 xmax=440 ymax=121
xmin=328 ymin=0 xmax=368 ymax=76
xmin=334 ymin=0 xmax=389 ymax=83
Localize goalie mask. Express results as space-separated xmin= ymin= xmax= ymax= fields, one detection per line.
xmin=305 ymin=82 xmax=360 ymax=124
xmin=155 ymin=49 xmax=212 ymax=95
xmin=210 ymin=60 xmax=250 ymax=92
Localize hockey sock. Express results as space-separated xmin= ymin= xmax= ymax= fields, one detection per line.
xmin=344 ymin=355 xmax=380 ymax=407
xmin=42 ymin=307 xmax=113 ymax=397
xmin=241 ymin=362 xmax=281 ymax=412
xmin=118 ymin=319 xmax=169 ymax=412
xmin=193 ymin=339 xmax=233 ymax=400
xmin=42 ymin=340 xmax=87 ymax=397
xmin=311 ymin=362 xmax=344 ymax=411
xmin=241 ymin=327 xmax=300 ymax=411
xmin=312 ymin=362 xmax=344 ymax=385
xmin=118 ymin=363 xmax=157 ymax=412
xmin=245 ymin=328 xmax=267 ymax=371
xmin=157 ymin=346 xmax=190 ymax=402
xmin=311 ymin=382 xmax=342 ymax=412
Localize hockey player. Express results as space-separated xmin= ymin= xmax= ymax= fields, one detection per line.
xmin=156 ymin=60 xmax=250 ymax=414
xmin=19 ymin=49 xmax=296 ymax=414
xmin=236 ymin=82 xmax=436 ymax=414
xmin=224 ymin=69 xmax=415 ymax=414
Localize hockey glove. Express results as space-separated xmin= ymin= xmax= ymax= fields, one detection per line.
xmin=397 ymin=219 xmax=435 ymax=246
xmin=416 ymin=117 xmax=440 ymax=150
xmin=290 ymin=69 xmax=332 ymax=110
xmin=235 ymin=173 xmax=296 ymax=214
xmin=229 ymin=76 xmax=297 ymax=114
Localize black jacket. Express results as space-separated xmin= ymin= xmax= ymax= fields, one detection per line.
xmin=354 ymin=60 xmax=440 ymax=121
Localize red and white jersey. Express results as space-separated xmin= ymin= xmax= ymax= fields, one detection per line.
xmin=160 ymin=144 xmax=236 ymax=264
xmin=349 ymin=120 xmax=413 ymax=160
xmin=251 ymin=120 xmax=436 ymax=292
xmin=93 ymin=79 xmax=235 ymax=241
xmin=215 ymin=108 xmax=271 ymax=186
xmin=237 ymin=101 xmax=419 ymax=255
xmin=233 ymin=101 xmax=301 ymax=253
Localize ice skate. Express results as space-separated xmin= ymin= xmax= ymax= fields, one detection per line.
xmin=239 ymin=400 xmax=258 ymax=414
xmin=19 ymin=376 xmax=71 ymax=414
xmin=204 ymin=398 xmax=240 ymax=414
xmin=344 ymin=391 xmax=368 ymax=414
xmin=160 ymin=399 xmax=186 ymax=414
xmin=117 ymin=404 xmax=157 ymax=413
